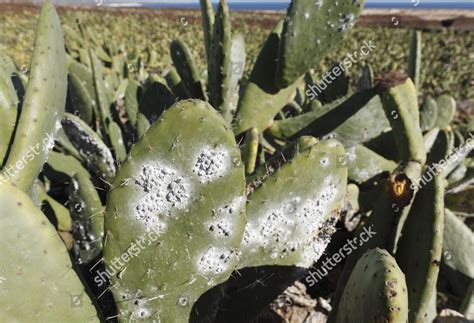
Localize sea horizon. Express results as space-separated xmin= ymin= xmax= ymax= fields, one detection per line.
xmin=109 ymin=2 xmax=474 ymax=10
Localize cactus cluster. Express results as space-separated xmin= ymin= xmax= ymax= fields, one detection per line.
xmin=0 ymin=0 xmax=472 ymax=322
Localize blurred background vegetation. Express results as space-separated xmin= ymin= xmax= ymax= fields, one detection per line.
xmin=0 ymin=5 xmax=472 ymax=101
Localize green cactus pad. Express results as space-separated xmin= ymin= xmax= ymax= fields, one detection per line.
xmin=103 ymin=99 xmax=246 ymax=322
xmin=227 ymin=34 xmax=246 ymax=115
xmin=45 ymin=150 xmax=92 ymax=182
xmin=378 ymin=75 xmax=426 ymax=164
xmin=330 ymin=161 xmax=422 ymax=320
xmin=423 ymin=127 xmax=440 ymax=152
xmin=241 ymin=127 xmax=259 ymax=175
xmin=337 ymin=248 xmax=408 ymax=323
xmin=270 ymin=89 xmax=390 ymax=148
xmin=434 ymin=94 xmax=456 ymax=130
xmin=275 ymin=0 xmax=365 ymax=88
xmin=0 ymin=76 xmax=18 ymax=164
xmin=63 ymin=24 xmax=83 ymax=47
xmin=208 ymin=0 xmax=233 ymax=122
xmin=124 ymin=79 xmax=141 ymax=126
xmin=170 ymin=39 xmax=206 ymax=100
xmin=135 ymin=112 xmax=151 ymax=138
xmin=68 ymin=74 xmax=95 ymax=125
xmin=0 ymin=53 xmax=17 ymax=81
xmin=61 ymin=113 xmax=116 ymax=183
xmin=247 ymin=135 xmax=319 ymax=189
xmin=345 ymin=144 xmax=397 ymax=184
xmin=199 ymin=0 xmax=214 ymax=60
xmin=56 ymin=127 xmax=83 ymax=161
xmin=268 ymin=95 xmax=349 ymax=138
xmin=90 ymin=50 xmax=113 ymax=134
xmin=0 ymin=181 xmax=98 ymax=322
xmin=31 ymin=180 xmax=72 ymax=232
xmin=69 ymin=173 xmax=104 ymax=265
xmin=67 ymin=57 xmax=95 ymax=101
xmin=240 ymin=139 xmax=347 ymax=268
xmin=408 ymin=30 xmax=422 ymax=89
xmin=420 ymin=96 xmax=438 ymax=132
xmin=396 ymin=174 xmax=444 ymax=322
xmin=79 ymin=48 xmax=92 ymax=68
xmin=217 ymin=138 xmax=346 ymax=322
xmin=108 ymin=121 xmax=127 ymax=163
xmin=1 ymin=0 xmax=67 ymax=191
xmin=234 ymin=20 xmax=301 ymax=134
xmin=443 ymin=209 xmax=474 ymax=281
xmin=165 ymin=67 xmax=191 ymax=100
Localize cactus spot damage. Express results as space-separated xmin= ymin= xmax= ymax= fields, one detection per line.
xmin=61 ymin=117 xmax=116 ymax=177
xmin=135 ymin=163 xmax=190 ymax=228
xmin=197 ymin=247 xmax=236 ymax=275
xmin=243 ymin=184 xmax=338 ymax=266
xmin=206 ymin=197 xmax=245 ymax=238
xmin=192 ymin=146 xmax=229 ymax=183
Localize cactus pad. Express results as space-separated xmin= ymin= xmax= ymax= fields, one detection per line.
xmin=103 ymin=99 xmax=246 ymax=321
xmin=337 ymin=248 xmax=408 ymax=323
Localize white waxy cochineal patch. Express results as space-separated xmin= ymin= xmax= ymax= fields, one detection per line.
xmin=243 ymin=183 xmax=338 ymax=265
xmin=197 ymin=247 xmax=236 ymax=275
xmin=216 ymin=196 xmax=245 ymax=217
xmin=134 ymin=163 xmax=190 ymax=229
xmin=192 ymin=146 xmax=229 ymax=183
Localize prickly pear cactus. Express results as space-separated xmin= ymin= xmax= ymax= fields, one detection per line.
xmin=377 ymin=73 xmax=426 ymax=164
xmin=275 ymin=0 xmax=365 ymax=87
xmin=234 ymin=20 xmax=301 ymax=134
xmin=69 ymin=173 xmax=104 ymax=265
xmin=396 ymin=174 xmax=445 ymax=323
xmin=337 ymin=248 xmax=409 ymax=323
xmin=0 ymin=181 xmax=99 ymax=321
xmin=1 ymin=0 xmax=471 ymax=320
xmin=1 ymin=0 xmax=66 ymax=191
xmin=61 ymin=113 xmax=116 ymax=182
xmin=199 ymin=0 xmax=214 ymax=59
xmin=216 ymin=139 xmax=348 ymax=322
xmin=0 ymin=64 xmax=18 ymax=163
xmin=408 ymin=30 xmax=422 ymax=89
xmin=241 ymin=139 xmax=347 ymax=268
xmin=103 ymin=100 xmax=246 ymax=321
xmin=208 ymin=0 xmax=232 ymax=120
